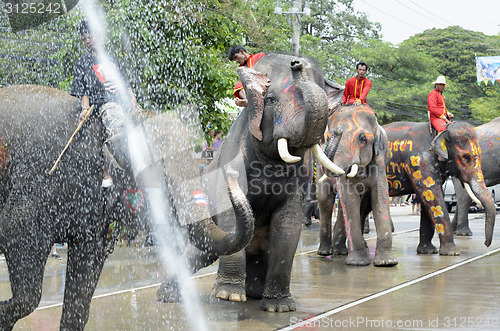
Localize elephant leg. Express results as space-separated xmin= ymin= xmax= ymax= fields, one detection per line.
xmin=370 ymin=178 xmax=397 ymax=267
xmin=245 ymin=252 xmax=267 ymax=299
xmin=317 ymin=181 xmax=334 ymax=256
xmin=454 ymin=190 xmax=473 ymax=236
xmin=60 ymin=231 xmax=108 ymax=330
xmin=0 ymin=201 xmax=51 ymax=330
xmin=417 ymin=211 xmax=438 ymax=254
xmin=212 ymin=251 xmax=247 ymax=302
xmin=0 ymin=238 xmax=50 ymax=330
xmin=332 ymin=210 xmax=348 ymax=255
xmin=340 ymin=191 xmax=370 ymax=266
xmin=157 ymin=245 xmax=219 ymax=303
xmin=360 ymin=194 xmax=372 ymax=234
xmin=260 ymin=199 xmax=301 ymax=312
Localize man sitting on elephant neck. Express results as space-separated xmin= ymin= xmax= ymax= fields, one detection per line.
xmin=427 ymin=75 xmax=454 ymax=134
xmin=342 ymin=61 xmax=372 ymax=105
xmin=228 ymin=45 xmax=266 ymax=108
xmin=70 ymin=20 xmax=140 ymax=188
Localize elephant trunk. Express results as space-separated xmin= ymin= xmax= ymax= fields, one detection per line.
xmin=469 ymin=180 xmax=496 ymax=247
xmin=186 ymin=166 xmax=255 ymax=255
xmin=291 ymin=60 xmax=329 ymax=147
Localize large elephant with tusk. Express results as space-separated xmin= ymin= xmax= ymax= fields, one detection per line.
xmin=383 ymin=121 xmax=495 ymax=255
xmin=189 ymin=53 xmax=344 ymax=312
xmin=316 ymin=104 xmax=397 ymax=266
xmin=451 ymin=117 xmax=500 ymax=236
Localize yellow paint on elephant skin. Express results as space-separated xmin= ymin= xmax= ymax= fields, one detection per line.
xmin=387 ymin=179 xmax=402 ymax=190
xmin=410 ymin=155 xmax=420 ymax=167
xmin=423 ymin=177 xmax=435 ymax=188
xmin=413 ymin=170 xmax=422 ymax=180
xmin=389 ymin=139 xmax=413 ymax=153
xmin=431 ymin=205 xmax=444 ymax=218
xmin=423 ymin=190 xmax=435 ymax=201
xmin=387 ymin=161 xmax=411 ymax=174
xmin=435 ymin=223 xmax=445 ymax=234
xmin=477 ymin=170 xmax=484 ymax=182
xmin=440 ymin=138 xmax=447 ymax=153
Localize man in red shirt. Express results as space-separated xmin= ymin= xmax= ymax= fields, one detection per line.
xmin=228 ymin=45 xmax=266 ymax=107
xmin=342 ymin=61 xmax=372 ymax=105
xmin=427 ymin=76 xmax=454 ymax=133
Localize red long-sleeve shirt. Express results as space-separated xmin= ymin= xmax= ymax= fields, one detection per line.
xmin=233 ymin=53 xmax=266 ymax=98
xmin=342 ymin=76 xmax=372 ymax=105
xmin=427 ymin=89 xmax=450 ymax=132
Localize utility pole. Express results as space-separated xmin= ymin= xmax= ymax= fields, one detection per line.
xmin=274 ymin=1 xmax=311 ymax=56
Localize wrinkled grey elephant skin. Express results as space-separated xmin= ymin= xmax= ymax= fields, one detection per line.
xmin=0 ymin=85 xmax=254 ymax=330
xmin=316 ymin=104 xmax=397 ymax=267
xmin=196 ymin=54 xmax=344 ymax=313
xmin=452 ymin=117 xmax=500 ymax=236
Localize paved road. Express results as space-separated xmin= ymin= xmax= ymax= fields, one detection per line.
xmin=2 ymin=205 xmax=500 ymax=330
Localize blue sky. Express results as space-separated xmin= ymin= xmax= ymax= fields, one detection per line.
xmin=352 ymin=0 xmax=500 ymax=45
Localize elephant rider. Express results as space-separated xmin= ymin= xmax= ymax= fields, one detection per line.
xmin=427 ymin=75 xmax=454 ymax=134
xmin=342 ymin=61 xmax=372 ymax=105
xmin=70 ymin=20 xmax=140 ymax=188
xmin=228 ymin=45 xmax=266 ymax=107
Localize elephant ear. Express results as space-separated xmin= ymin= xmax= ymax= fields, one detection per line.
xmin=238 ymin=67 xmax=270 ymax=141
xmin=324 ymin=78 xmax=344 ymax=115
xmin=430 ymin=130 xmax=449 ymax=160
xmin=373 ymin=126 xmax=389 ymax=157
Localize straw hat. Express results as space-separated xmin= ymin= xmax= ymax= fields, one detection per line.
xmin=433 ymin=76 xmax=449 ymax=86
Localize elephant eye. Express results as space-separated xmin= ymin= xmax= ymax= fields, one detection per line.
xmin=265 ymin=92 xmax=277 ymax=105
xmin=359 ymin=132 xmax=367 ymax=145
xmin=463 ymin=154 xmax=472 ymax=163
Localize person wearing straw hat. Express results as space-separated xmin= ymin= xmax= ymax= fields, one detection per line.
xmin=427 ymin=75 xmax=454 ymax=133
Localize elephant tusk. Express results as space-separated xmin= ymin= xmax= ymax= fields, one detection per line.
xmin=347 ymin=164 xmax=358 ymax=178
xmin=464 ymin=183 xmax=483 ymax=208
xmin=318 ymin=174 xmax=328 ymax=183
xmin=311 ymin=144 xmax=345 ymax=175
xmin=277 ymin=138 xmax=301 ymax=163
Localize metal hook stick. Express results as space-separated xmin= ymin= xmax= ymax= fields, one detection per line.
xmin=48 ymin=105 xmax=95 ymax=175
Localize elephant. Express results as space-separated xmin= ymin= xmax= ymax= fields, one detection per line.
xmin=196 ymin=53 xmax=345 ymax=312
xmin=0 ymin=85 xmax=255 ymax=330
xmin=452 ymin=117 xmax=500 ymax=236
xmin=382 ymin=121 xmax=495 ymax=255
xmin=315 ymin=103 xmax=397 ymax=267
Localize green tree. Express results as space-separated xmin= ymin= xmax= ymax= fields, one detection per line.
xmin=349 ymin=39 xmax=439 ymax=124
xmin=469 ymin=86 xmax=500 ymax=123
xmin=403 ymin=26 xmax=500 ymax=122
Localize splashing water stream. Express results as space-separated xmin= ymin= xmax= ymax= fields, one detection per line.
xmin=81 ymin=1 xmax=208 ymax=329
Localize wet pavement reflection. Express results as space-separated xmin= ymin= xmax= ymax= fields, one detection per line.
xmin=2 ymin=205 xmax=500 ymax=330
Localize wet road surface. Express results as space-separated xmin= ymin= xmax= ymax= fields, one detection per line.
xmin=2 ymin=205 xmax=500 ymax=330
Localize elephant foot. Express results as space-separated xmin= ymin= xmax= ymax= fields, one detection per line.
xmin=345 ymin=250 xmax=371 ymax=266
xmin=417 ymin=243 xmax=438 ymax=254
xmin=260 ymin=295 xmax=296 ymax=312
xmin=373 ymin=251 xmax=398 ymax=267
xmin=454 ymin=227 xmax=473 ymax=236
xmin=332 ymin=243 xmax=348 ymax=255
xmin=439 ymin=243 xmax=460 ymax=256
xmin=302 ymin=217 xmax=312 ymax=226
xmin=212 ymin=282 xmax=246 ymax=302
xmin=317 ymin=244 xmax=333 ymax=256
xmin=156 ymin=280 xmax=181 ymax=303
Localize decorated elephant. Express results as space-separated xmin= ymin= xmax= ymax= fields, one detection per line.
xmin=452 ymin=117 xmax=500 ymax=236
xmin=316 ymin=103 xmax=396 ymax=266
xmin=193 ymin=53 xmax=344 ymax=312
xmin=383 ymin=121 xmax=495 ymax=255
xmin=0 ymin=85 xmax=254 ymax=330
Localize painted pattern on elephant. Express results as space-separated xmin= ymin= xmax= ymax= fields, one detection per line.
xmin=383 ymin=121 xmax=495 ymax=255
